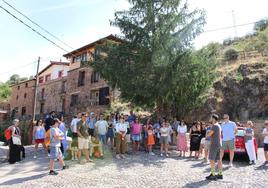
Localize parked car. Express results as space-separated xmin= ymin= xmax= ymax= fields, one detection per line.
xmin=224 ymin=126 xmax=258 ymax=157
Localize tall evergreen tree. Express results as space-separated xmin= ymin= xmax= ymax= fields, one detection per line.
xmin=90 ymin=0 xmax=216 ymax=117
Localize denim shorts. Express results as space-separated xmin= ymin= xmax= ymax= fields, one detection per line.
xmin=132 ymin=134 xmax=141 ymax=141
xmin=50 ymin=146 xmax=62 ymax=160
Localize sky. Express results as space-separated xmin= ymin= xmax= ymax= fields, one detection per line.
xmin=0 ymin=0 xmax=267 ymax=82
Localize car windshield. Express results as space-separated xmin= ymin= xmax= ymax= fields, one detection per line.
xmin=236 ymin=129 xmax=245 ymax=136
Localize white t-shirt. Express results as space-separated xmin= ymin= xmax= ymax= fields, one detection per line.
xmin=71 ymin=118 xmax=81 ymax=133
xmin=160 ymin=127 xmax=169 ymax=137
xmin=177 ymin=125 xmax=187 ymax=134
xmin=115 ymin=123 xmax=127 ymax=133
xmin=263 ymin=128 xmax=268 ymax=144
xmin=95 ymin=120 xmax=108 ymax=135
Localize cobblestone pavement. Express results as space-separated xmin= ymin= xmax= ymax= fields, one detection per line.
xmin=0 ymin=146 xmax=268 ymax=188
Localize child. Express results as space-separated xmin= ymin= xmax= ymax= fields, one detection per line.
xmin=147 ymin=122 xmax=155 ymax=155
xmin=244 ymin=121 xmax=256 ymax=165
xmin=89 ymin=136 xmax=104 ymax=159
xmin=131 ymin=117 xmax=142 ymax=154
xmin=49 ymin=119 xmax=69 ymax=175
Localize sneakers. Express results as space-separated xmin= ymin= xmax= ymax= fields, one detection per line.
xmin=206 ymin=174 xmax=217 ymax=181
xmin=33 ymin=155 xmax=37 ymax=159
xmin=49 ymin=170 xmax=58 ymax=175
xmin=165 ymin=154 xmax=169 ymax=157
xmin=263 ymin=161 xmax=268 ymax=165
xmin=229 ymin=162 xmax=233 ymax=167
xmin=62 ymin=165 xmax=69 ymax=170
xmin=249 ymin=161 xmax=253 ymax=165
xmin=149 ymin=152 xmax=155 ymax=156
xmin=160 ymin=153 xmax=163 ymax=157
xmin=121 ymin=154 xmax=126 ymax=159
xmin=216 ymin=174 xmax=223 ymax=180
xmin=116 ymin=154 xmax=121 ymax=159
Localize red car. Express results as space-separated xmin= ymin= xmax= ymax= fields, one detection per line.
xmin=224 ymin=127 xmax=258 ymax=157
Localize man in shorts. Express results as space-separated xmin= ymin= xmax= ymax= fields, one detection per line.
xmin=206 ymin=114 xmax=223 ymax=181
xmin=77 ymin=113 xmax=91 ymax=163
xmin=220 ymin=114 xmax=237 ymax=167
xmin=70 ymin=113 xmax=81 ymax=160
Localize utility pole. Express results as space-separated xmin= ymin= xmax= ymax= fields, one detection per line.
xmin=32 ymin=57 xmax=40 ymax=122
xmin=232 ymin=10 xmax=238 ymax=38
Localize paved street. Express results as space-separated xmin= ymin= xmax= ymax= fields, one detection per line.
xmin=0 ymin=146 xmax=268 ymax=188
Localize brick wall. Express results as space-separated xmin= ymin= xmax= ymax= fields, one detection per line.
xmin=9 ymin=79 xmax=36 ymax=119
xmin=36 ymin=77 xmax=67 ymax=116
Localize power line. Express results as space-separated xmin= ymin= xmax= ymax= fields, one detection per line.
xmin=2 ymin=0 xmax=75 ymax=50
xmin=0 ymin=5 xmax=71 ymax=53
xmin=0 ymin=61 xmax=36 ymax=75
xmin=203 ymin=21 xmax=257 ymax=33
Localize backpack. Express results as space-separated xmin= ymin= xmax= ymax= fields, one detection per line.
xmin=5 ymin=128 xmax=12 ymax=141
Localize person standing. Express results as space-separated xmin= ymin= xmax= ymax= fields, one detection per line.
xmin=87 ymin=112 xmax=96 ymax=137
xmin=262 ymin=120 xmax=268 ymax=165
xmin=131 ymin=117 xmax=142 ymax=154
xmin=49 ymin=119 xmax=69 ymax=175
xmin=115 ymin=116 xmax=127 ymax=159
xmin=70 ymin=113 xmax=81 ymax=161
xmin=206 ymin=114 xmax=223 ymax=181
xmin=199 ymin=122 xmax=207 ymax=158
xmin=8 ymin=119 xmax=22 ymax=164
xmin=77 ymin=113 xmax=91 ymax=163
xmin=172 ymin=117 xmax=180 ymax=145
xmin=189 ymin=122 xmax=201 ymax=159
xmin=45 ymin=111 xmax=56 ymax=132
xmin=160 ymin=118 xmax=170 ymax=157
xmin=106 ymin=115 xmax=115 ymax=150
xmin=220 ymin=114 xmax=237 ymax=167
xmin=146 ymin=120 xmax=155 ymax=155
xmin=244 ymin=121 xmax=256 ymax=165
xmin=59 ymin=116 xmax=67 ymax=157
xmin=177 ymin=120 xmax=188 ymax=157
xmin=32 ymin=119 xmax=46 ymax=159
xmin=95 ymin=113 xmax=109 ymax=145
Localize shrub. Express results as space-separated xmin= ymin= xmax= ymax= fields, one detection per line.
xmin=224 ymin=48 xmax=239 ymax=61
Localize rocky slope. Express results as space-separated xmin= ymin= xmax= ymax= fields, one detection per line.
xmin=190 ymin=56 xmax=268 ymax=121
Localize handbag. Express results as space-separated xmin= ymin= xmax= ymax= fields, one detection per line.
xmin=12 ymin=136 xmax=22 ymax=145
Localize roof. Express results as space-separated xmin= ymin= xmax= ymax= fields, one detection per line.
xmin=38 ymin=61 xmax=69 ymax=75
xmin=63 ymin=34 xmax=124 ymax=58
xmin=10 ymin=78 xmax=36 ymax=87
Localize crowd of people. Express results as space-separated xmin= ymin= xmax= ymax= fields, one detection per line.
xmin=4 ymin=111 xmax=268 ymax=181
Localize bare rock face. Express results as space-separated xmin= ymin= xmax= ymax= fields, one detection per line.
xmin=189 ymin=62 xmax=268 ymax=121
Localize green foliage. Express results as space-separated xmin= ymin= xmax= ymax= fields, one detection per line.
xmin=224 ymin=48 xmax=238 ymax=61
xmin=90 ymin=0 xmax=216 ymax=117
xmin=0 ymin=83 xmax=11 ymax=102
xmin=254 ymin=18 xmax=268 ymax=32
xmin=6 ymin=74 xmax=29 ymax=85
xmin=235 ymin=72 xmax=243 ymax=82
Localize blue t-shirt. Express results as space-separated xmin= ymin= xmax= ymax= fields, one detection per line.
xmin=221 ymin=121 xmax=237 ymax=141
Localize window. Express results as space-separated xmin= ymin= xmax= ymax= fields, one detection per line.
xmin=16 ymin=95 xmax=19 ymax=100
xmin=25 ymin=83 xmax=28 ymax=88
xmin=45 ymin=74 xmax=51 ymax=82
xmin=91 ymin=71 xmax=100 ymax=83
xmin=81 ymin=52 xmax=87 ymax=62
xmin=78 ymin=71 xmax=85 ymax=87
xmin=70 ymin=94 xmax=79 ymax=106
xmin=62 ymin=98 xmax=66 ymax=112
xmin=41 ymin=88 xmax=45 ymax=99
xmin=40 ymin=103 xmax=44 ymax=114
xmin=39 ymin=77 xmax=44 ymax=84
xmin=17 ymin=86 xmax=20 ymax=90
xmin=21 ymin=107 xmax=26 ymax=116
xmin=58 ymin=70 xmax=64 ymax=78
xmin=24 ymin=93 xmax=27 ymax=98
xmin=61 ymin=81 xmax=66 ymax=93
xmin=99 ymin=87 xmax=110 ymax=105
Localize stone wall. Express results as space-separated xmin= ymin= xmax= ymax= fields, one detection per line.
xmin=9 ymin=79 xmax=36 ymax=119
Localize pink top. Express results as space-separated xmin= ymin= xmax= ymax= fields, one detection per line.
xmin=132 ymin=123 xmax=142 ymax=135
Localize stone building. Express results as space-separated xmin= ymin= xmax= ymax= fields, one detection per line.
xmin=9 ymin=79 xmax=36 ymax=119
xmin=63 ymin=35 xmax=122 ymax=115
xmin=35 ymin=61 xmax=69 ymax=116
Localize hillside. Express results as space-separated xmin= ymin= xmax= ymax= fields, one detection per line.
xmin=189 ymin=27 xmax=268 ymax=121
